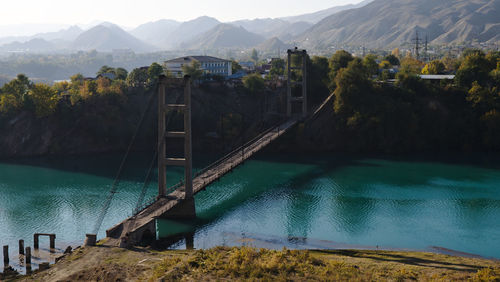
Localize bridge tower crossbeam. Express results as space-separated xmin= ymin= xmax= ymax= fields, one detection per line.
xmin=287 ymin=48 xmax=308 ymax=118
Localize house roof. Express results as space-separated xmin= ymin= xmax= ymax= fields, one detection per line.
xmin=419 ymin=75 xmax=455 ymax=80
xmin=165 ymin=56 xmax=230 ymax=64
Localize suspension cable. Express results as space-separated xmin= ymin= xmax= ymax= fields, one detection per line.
xmin=92 ymin=88 xmax=157 ymax=234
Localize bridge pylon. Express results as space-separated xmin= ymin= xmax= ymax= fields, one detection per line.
xmin=287 ymin=48 xmax=307 ymax=118
xmin=158 ymin=75 xmax=193 ymax=200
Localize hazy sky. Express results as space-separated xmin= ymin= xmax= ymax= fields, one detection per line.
xmin=0 ymin=0 xmax=364 ymax=28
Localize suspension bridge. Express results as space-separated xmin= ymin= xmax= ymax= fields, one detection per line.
xmin=92 ymin=49 xmax=314 ymax=247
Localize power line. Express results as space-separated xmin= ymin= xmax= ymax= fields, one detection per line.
xmin=412 ymin=29 xmax=421 ymax=60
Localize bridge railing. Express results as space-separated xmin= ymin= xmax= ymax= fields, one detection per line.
xmin=132 ymin=119 xmax=291 ymax=216
xmin=193 ymin=119 xmax=287 ymax=178
xmin=131 ymin=118 xmax=298 ymax=216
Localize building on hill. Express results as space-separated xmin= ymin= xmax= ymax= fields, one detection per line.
xmin=97 ymin=72 xmax=116 ymax=80
xmin=164 ymin=56 xmax=232 ymax=78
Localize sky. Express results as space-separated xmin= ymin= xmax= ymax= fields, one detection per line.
xmin=0 ymin=0 xmax=364 ymax=35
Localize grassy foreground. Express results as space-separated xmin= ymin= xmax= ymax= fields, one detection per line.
xmin=11 ymin=245 xmax=500 ymax=281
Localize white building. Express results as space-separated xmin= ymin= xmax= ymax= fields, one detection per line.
xmin=164 ymin=56 xmax=232 ymax=78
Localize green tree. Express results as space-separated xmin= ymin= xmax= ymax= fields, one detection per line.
xmin=115 ymin=68 xmax=128 ymax=80
xmin=127 ymin=68 xmax=149 ymax=88
xmin=333 ymin=58 xmax=370 ymax=115
xmin=231 ymin=60 xmax=242 ymax=74
xmin=308 ymin=56 xmax=330 ymax=105
xmin=328 ymin=50 xmax=354 ymax=89
xmin=97 ymin=65 xmax=115 ymax=77
xmin=1 ymin=74 xmax=32 ymax=110
xmin=148 ymin=63 xmax=164 ymax=85
xmin=456 ymin=50 xmax=494 ymax=88
xmin=182 ymin=60 xmax=203 ymax=81
xmin=363 ymin=54 xmax=379 ymax=77
xmin=270 ymin=58 xmax=286 ymax=77
xmin=2 ymin=74 xmax=31 ymax=99
xmin=421 ymin=60 xmax=445 ymax=74
xmin=243 ymin=73 xmax=265 ymax=94
xmin=251 ymin=49 xmax=259 ymax=64
xmin=384 ymin=54 xmax=400 ymax=66
xmin=28 ymin=83 xmax=59 ymax=117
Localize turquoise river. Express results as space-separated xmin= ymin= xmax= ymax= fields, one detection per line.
xmin=1 ymin=152 xmax=500 ymax=267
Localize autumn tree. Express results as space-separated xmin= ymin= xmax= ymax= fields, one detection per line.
xmin=379 ymin=60 xmax=392 ymax=69
xmin=455 ymin=50 xmax=492 ymax=88
xmin=28 ymin=83 xmax=59 ymax=117
xmin=421 ymin=60 xmax=445 ymax=74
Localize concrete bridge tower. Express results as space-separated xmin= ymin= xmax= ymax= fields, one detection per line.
xmin=287 ymin=48 xmax=308 ymax=118
xmin=157 ymin=75 xmax=195 ymax=217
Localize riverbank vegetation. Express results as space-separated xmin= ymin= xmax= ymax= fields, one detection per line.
xmin=0 ymin=49 xmax=499 ymax=157
xmin=296 ymin=49 xmax=500 ymax=153
xmin=14 ymin=246 xmax=500 ymax=281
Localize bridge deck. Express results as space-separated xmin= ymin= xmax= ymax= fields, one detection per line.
xmin=105 ymin=118 xmax=298 ymax=245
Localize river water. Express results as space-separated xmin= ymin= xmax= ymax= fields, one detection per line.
xmin=1 ymin=152 xmax=499 ymax=268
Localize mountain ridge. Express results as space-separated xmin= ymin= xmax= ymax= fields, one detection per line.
xmin=295 ymin=0 xmax=500 ymax=48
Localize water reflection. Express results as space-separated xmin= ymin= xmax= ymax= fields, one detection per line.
xmin=1 ymin=152 xmax=500 ymax=266
xmin=156 ymin=153 xmax=500 ymax=258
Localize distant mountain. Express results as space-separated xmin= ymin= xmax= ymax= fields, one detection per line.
xmin=181 ymin=24 xmax=265 ymax=50
xmin=231 ymin=18 xmax=290 ymax=36
xmin=72 ymin=23 xmax=155 ymax=52
xmin=281 ymin=0 xmax=374 ymax=23
xmin=0 ymin=26 xmax=82 ymax=47
xmin=0 ymin=38 xmax=57 ymax=52
xmin=256 ymin=37 xmax=291 ymax=53
xmin=0 ymin=23 xmax=70 ymax=37
xmin=296 ymin=0 xmax=500 ymax=48
xmin=166 ymin=16 xmax=221 ymax=49
xmin=230 ymin=18 xmax=313 ymax=41
xmin=130 ymin=19 xmax=180 ymax=47
xmin=33 ymin=26 xmax=83 ymax=42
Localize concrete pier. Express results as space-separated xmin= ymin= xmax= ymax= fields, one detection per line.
xmin=34 ymin=233 xmax=56 ymax=250
xmin=25 ymin=246 xmax=32 ymax=274
xmin=18 ymin=240 xmax=24 ymax=255
xmin=3 ymin=245 xmax=8 ymax=266
xmin=84 ymin=234 xmax=97 ymax=246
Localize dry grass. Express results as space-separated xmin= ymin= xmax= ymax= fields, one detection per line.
xmin=12 ymin=246 xmax=500 ymax=281
xmin=150 ymin=247 xmax=500 ymax=281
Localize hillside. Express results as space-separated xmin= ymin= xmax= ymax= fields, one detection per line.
xmin=72 ymin=23 xmax=155 ymax=52
xmin=130 ymin=19 xmax=180 ymax=47
xmin=165 ymin=16 xmax=221 ymax=49
xmin=181 ymin=24 xmax=265 ymax=50
xmin=257 ymin=37 xmax=291 ymax=52
xmin=0 ymin=38 xmax=57 ymax=52
xmin=281 ymin=0 xmax=373 ymax=23
xmin=296 ymin=0 xmax=500 ymax=48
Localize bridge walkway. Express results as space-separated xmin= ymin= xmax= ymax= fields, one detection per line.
xmin=105 ymin=118 xmax=298 ymax=246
